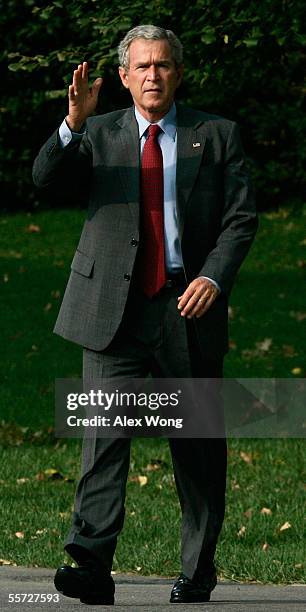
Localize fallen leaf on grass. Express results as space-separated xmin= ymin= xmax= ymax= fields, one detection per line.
xmin=145 ymin=463 xmax=161 ymax=472
xmin=228 ymin=306 xmax=235 ymax=320
xmin=36 ymin=529 xmax=47 ymax=535
xmin=26 ymin=224 xmax=41 ymax=233
xmin=262 ymin=542 xmax=269 ymax=551
xmin=44 ymin=468 xmax=64 ymax=480
xmin=240 ymin=451 xmax=253 ymax=464
xmin=35 ymin=469 xmax=64 ymax=481
xmin=0 ymin=559 xmax=16 ymax=566
xmin=3 ymin=273 xmax=9 ymax=283
xmin=256 ymin=338 xmax=272 ymax=352
xmin=44 ymin=303 xmax=52 ymax=312
xmin=261 ymin=507 xmax=272 ymax=515
xmin=229 ymin=339 xmax=237 ymax=349
xmin=242 ymin=343 xmax=271 ymax=359
xmin=16 ymin=478 xmax=30 ymax=485
xmin=15 ymin=532 xmax=24 ymax=539
xmin=263 ymin=209 xmax=289 ymax=220
xmin=243 ymin=509 xmax=253 ymax=519
xmin=295 ymin=563 xmax=303 ymax=568
xmin=59 ymin=512 xmax=70 ymax=519
xmin=279 ymin=521 xmax=291 ymax=531
xmin=291 ymin=367 xmax=302 ymax=375
xmin=237 ymin=526 xmax=246 ymax=537
xmin=289 ymin=311 xmax=306 ymax=322
xmin=26 ymin=345 xmax=40 ymax=358
xmin=129 ymin=475 xmax=148 ymax=486
xmin=51 ymin=290 xmax=61 ymax=299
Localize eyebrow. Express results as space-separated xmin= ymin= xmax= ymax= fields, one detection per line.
xmin=133 ymin=60 xmax=172 ymax=68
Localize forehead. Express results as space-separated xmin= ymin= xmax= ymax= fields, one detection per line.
xmin=128 ymin=38 xmax=174 ymax=65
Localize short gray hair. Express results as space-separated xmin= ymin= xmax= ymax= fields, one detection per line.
xmin=118 ymin=25 xmax=183 ymax=70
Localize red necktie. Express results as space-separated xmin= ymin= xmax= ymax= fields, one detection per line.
xmin=138 ymin=124 xmax=167 ymax=298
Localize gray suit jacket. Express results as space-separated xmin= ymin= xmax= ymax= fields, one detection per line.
xmin=33 ymin=104 xmax=258 ymax=359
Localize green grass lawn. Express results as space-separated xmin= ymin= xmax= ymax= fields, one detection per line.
xmin=0 ymin=207 xmax=305 ymax=582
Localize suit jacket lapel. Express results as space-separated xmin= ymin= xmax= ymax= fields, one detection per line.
xmin=176 ymin=104 xmax=206 ymax=238
xmin=113 ymin=107 xmax=140 ymax=230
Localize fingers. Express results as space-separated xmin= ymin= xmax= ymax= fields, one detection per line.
xmin=68 ymin=84 xmax=75 ymax=101
xmin=72 ymin=62 xmax=88 ymax=95
xmin=82 ymin=61 xmax=88 ymax=79
xmin=177 ymin=279 xmax=219 ymax=319
xmin=178 ymin=286 xmax=205 ymax=317
xmin=70 ymin=63 xmax=102 ymax=101
xmin=177 ymin=279 xmax=205 ymax=313
xmin=189 ymin=291 xmax=217 ymax=318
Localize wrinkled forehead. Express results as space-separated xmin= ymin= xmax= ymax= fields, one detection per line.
xmin=128 ymin=38 xmax=174 ymax=66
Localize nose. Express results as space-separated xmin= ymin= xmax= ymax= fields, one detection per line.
xmin=146 ymin=64 xmax=159 ymax=81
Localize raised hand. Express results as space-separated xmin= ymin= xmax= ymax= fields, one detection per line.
xmin=66 ymin=62 xmax=103 ymax=132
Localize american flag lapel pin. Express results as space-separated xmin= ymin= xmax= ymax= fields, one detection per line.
xmin=193 ymin=142 xmax=201 ymax=148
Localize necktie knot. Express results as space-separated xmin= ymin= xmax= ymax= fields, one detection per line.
xmin=148 ymin=124 xmax=161 ymax=140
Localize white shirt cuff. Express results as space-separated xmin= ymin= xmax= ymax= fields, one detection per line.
xmin=58 ymin=119 xmax=85 ymax=148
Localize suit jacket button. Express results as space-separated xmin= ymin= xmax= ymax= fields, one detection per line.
xmin=124 ymin=274 xmax=131 ymax=281
xmin=130 ymin=238 xmax=138 ymax=247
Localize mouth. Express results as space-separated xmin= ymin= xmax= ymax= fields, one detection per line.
xmin=144 ymin=89 xmax=162 ymax=93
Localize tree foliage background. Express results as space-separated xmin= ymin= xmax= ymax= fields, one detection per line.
xmin=1 ymin=0 xmax=305 ymax=211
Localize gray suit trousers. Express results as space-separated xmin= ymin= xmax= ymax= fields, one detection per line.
xmin=64 ymin=283 xmax=227 ymax=580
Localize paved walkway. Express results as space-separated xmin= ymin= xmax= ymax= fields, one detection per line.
xmin=0 ymin=567 xmax=305 ymax=611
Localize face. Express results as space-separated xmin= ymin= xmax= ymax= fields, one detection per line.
xmin=119 ymin=38 xmax=183 ymax=122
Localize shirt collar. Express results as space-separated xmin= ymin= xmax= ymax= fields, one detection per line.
xmin=134 ymin=103 xmax=177 ymax=141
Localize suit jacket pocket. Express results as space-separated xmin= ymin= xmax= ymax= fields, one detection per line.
xmin=70 ymin=249 xmax=95 ymax=277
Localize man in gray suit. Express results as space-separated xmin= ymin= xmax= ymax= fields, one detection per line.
xmin=33 ymin=25 xmax=257 ymax=605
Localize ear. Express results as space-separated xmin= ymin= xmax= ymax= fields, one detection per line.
xmin=118 ymin=66 xmax=129 ymax=90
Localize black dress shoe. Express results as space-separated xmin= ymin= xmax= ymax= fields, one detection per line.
xmin=170 ymin=571 xmax=217 ymax=603
xmin=54 ymin=564 xmax=115 ymax=605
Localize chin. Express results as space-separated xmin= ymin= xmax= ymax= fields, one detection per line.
xmin=146 ymin=103 xmax=166 ymax=113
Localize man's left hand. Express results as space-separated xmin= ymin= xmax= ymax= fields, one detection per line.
xmin=177 ymin=277 xmax=220 ymax=319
